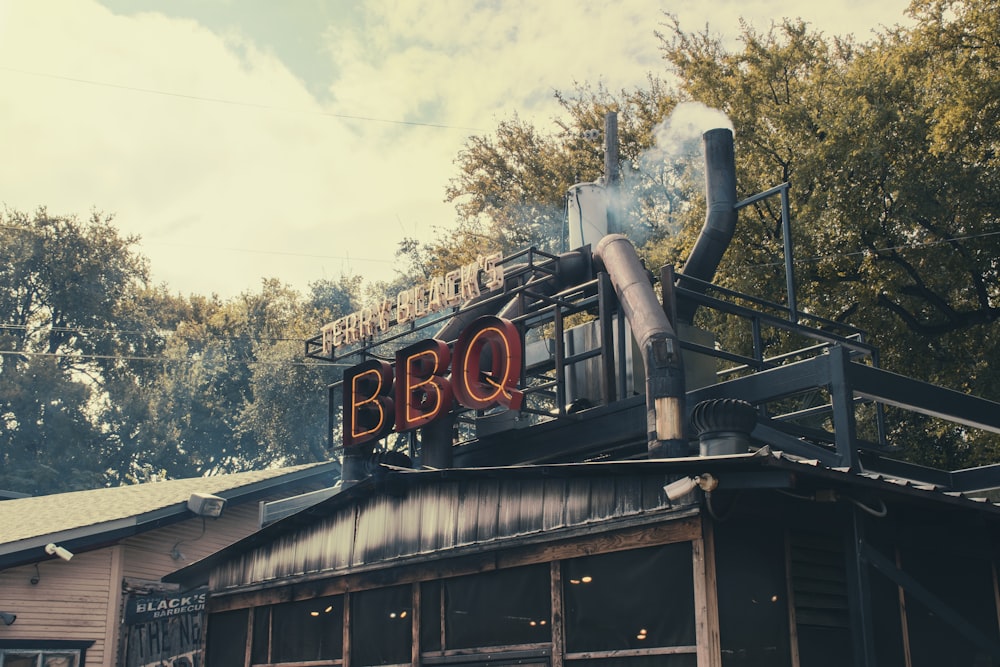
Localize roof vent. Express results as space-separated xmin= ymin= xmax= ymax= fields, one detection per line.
xmin=691 ymin=398 xmax=757 ymax=456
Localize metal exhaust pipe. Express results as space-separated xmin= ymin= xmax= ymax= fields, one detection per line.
xmin=676 ymin=128 xmax=737 ymax=323
xmin=595 ymin=234 xmax=687 ymax=458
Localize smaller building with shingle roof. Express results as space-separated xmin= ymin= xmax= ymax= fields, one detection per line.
xmin=0 ymin=462 xmax=339 ymax=667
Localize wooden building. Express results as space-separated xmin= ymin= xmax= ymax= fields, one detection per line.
xmin=165 ymin=128 xmax=1000 ymax=666
xmin=0 ymin=462 xmax=339 ymax=667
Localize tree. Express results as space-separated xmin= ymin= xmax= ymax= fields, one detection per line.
xmin=656 ymin=0 xmax=1000 ymax=466
xmin=141 ymin=278 xmax=354 ymax=477
xmin=0 ymin=208 xmax=157 ymax=493
xmin=430 ymin=0 xmax=998 ymax=467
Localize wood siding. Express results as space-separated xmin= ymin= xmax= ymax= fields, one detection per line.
xmin=0 ymin=549 xmax=117 ymax=666
xmin=122 ymin=502 xmax=263 ymax=581
xmin=1 ymin=493 xmax=294 ymax=666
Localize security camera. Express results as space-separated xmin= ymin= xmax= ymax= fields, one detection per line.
xmin=0 ymin=611 xmax=15 ymax=626
xmin=45 ymin=543 xmax=73 ymax=561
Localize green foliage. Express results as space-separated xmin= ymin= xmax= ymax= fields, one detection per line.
xmin=0 ymin=209 xmax=154 ymax=493
xmin=140 ymin=278 xmax=351 ymax=477
xmin=0 ymin=209 xmax=357 ymax=494
xmin=3 ymin=0 xmax=997 ymax=491
xmin=423 ymin=0 xmax=998 ymax=468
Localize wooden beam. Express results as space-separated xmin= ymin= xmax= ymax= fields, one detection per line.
xmin=550 ymin=561 xmax=564 ymax=667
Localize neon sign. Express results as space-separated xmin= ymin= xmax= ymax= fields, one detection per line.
xmin=343 ymin=316 xmax=523 ymax=447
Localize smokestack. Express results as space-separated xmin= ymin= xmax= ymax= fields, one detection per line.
xmin=676 ymin=128 xmax=738 ymax=323
xmin=595 ymin=234 xmax=687 ymax=458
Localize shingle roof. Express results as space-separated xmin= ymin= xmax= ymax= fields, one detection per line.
xmin=0 ymin=462 xmax=339 ymax=567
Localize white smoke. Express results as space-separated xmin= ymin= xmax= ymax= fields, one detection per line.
xmin=642 ymin=101 xmax=734 ymax=174
xmin=616 ymin=102 xmax=734 ymax=243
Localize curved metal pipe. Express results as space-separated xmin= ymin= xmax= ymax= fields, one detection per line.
xmin=595 ymin=234 xmax=688 ymax=458
xmin=677 ymin=128 xmax=738 ymax=323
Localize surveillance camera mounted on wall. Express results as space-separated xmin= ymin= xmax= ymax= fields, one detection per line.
xmin=44 ymin=543 xmax=73 ymax=561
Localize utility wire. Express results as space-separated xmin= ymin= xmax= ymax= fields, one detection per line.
xmin=748 ymin=230 xmax=1000 ymax=269
xmin=0 ymin=65 xmax=485 ymax=132
xmin=0 ymin=348 xmax=353 ymax=368
xmin=0 ymin=224 xmax=396 ymax=264
xmin=0 ymin=323 xmax=308 ymax=343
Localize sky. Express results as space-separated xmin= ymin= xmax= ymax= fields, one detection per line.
xmin=0 ymin=0 xmax=913 ymax=299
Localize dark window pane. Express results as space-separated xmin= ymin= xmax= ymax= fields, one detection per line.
xmin=420 ymin=581 xmax=442 ymax=652
xmin=715 ymin=521 xmax=791 ymax=667
xmin=445 ymin=564 xmax=551 ymax=649
xmin=271 ymin=595 xmax=343 ymax=663
xmin=565 ymin=543 xmax=695 ymax=653
xmin=250 ymin=606 xmax=270 ymax=664
xmin=206 ymin=609 xmax=248 ymax=667
xmin=903 ymin=546 xmax=999 ymax=667
xmin=351 ymin=585 xmax=412 ymax=666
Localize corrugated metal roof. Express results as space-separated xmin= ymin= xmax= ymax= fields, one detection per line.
xmin=165 ymin=448 xmax=1000 ymax=591
xmin=0 ymin=462 xmax=340 ymax=565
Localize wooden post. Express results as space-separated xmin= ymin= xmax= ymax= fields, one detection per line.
xmin=412 ymin=582 xmax=422 ymax=666
xmin=693 ymin=518 xmax=722 ymax=667
xmin=551 ymin=560 xmax=565 ymax=667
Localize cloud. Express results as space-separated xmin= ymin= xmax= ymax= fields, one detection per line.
xmin=0 ymin=0 xmax=913 ymax=298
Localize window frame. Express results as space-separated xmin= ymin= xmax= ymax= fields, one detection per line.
xmin=0 ymin=641 xmax=93 ymax=667
xmin=229 ymin=519 xmax=706 ymax=667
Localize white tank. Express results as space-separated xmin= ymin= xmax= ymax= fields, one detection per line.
xmin=567 ymin=182 xmax=608 ymax=249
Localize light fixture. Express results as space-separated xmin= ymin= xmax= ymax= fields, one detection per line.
xmin=0 ymin=612 xmax=15 ymax=626
xmin=663 ymin=474 xmax=719 ymax=502
xmin=187 ymin=492 xmax=226 ymax=518
xmin=44 ymin=543 xmax=73 ymax=561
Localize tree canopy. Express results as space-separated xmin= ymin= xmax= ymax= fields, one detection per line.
xmin=429 ymin=0 xmax=1000 ymax=467
xmin=3 ymin=0 xmax=997 ymax=493
xmin=0 ymin=209 xmax=353 ymax=494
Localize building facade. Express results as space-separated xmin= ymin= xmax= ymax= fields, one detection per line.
xmin=0 ymin=463 xmax=339 ymax=667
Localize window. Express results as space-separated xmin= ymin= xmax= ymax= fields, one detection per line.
xmin=351 ymin=585 xmax=411 ymax=666
xmin=0 ymin=652 xmax=77 ymax=667
xmin=563 ymin=543 xmax=696 ymax=655
xmin=0 ymin=642 xmax=91 ymax=667
xmin=270 ymin=596 xmax=343 ymax=664
xmin=714 ymin=521 xmax=791 ymax=667
xmin=441 ymin=564 xmax=551 ymax=650
xmin=206 ymin=609 xmax=249 ymax=667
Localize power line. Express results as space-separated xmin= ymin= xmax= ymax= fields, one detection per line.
xmin=1 ymin=224 xmax=396 ymax=265
xmin=0 ymin=348 xmax=352 ymax=368
xmin=747 ymin=230 xmax=1000 ymax=269
xmin=0 ymin=65 xmax=485 ymax=132
xmin=0 ymin=323 xmax=309 ymax=343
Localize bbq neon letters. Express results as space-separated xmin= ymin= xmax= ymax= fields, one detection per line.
xmin=343 ymin=316 xmax=523 ymax=447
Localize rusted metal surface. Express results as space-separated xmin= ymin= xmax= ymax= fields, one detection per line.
xmin=209 ymin=471 xmax=677 ymax=592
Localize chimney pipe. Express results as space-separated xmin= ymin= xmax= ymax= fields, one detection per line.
xmin=595 ymin=234 xmax=687 ymax=458
xmin=676 ymin=128 xmax=738 ymax=323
